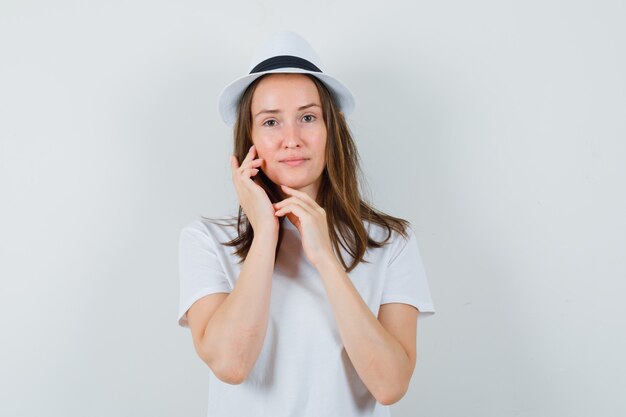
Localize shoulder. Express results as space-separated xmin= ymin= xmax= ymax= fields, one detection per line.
xmin=179 ymin=214 xmax=240 ymax=246
xmin=361 ymin=218 xmax=417 ymax=264
xmin=363 ymin=218 xmax=415 ymax=246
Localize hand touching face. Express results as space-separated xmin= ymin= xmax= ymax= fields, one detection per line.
xmin=230 ymin=144 xmax=279 ymax=236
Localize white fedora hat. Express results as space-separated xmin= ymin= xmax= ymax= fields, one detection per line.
xmin=217 ymin=31 xmax=356 ymax=127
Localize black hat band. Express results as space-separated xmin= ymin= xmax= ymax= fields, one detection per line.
xmin=249 ymin=55 xmax=322 ymax=74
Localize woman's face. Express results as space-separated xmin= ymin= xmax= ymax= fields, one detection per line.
xmin=250 ymin=73 xmax=327 ymax=200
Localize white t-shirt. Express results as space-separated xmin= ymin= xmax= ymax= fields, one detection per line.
xmin=178 ymin=215 xmax=435 ymax=417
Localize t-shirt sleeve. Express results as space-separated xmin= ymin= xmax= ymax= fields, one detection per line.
xmin=177 ymin=222 xmax=233 ymax=328
xmin=380 ymin=225 xmax=435 ymax=318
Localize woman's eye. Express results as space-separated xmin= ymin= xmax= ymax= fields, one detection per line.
xmin=302 ymin=115 xmax=316 ymax=122
xmin=263 ymin=119 xmax=277 ymax=127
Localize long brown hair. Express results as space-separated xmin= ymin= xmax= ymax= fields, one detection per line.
xmin=203 ymin=73 xmax=411 ymax=272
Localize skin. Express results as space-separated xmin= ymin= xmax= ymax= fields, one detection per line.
xmin=225 ymin=73 xmax=419 ymax=404
xmin=250 ymin=73 xmax=327 ymax=203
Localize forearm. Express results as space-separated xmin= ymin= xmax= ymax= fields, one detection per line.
xmin=315 ymin=258 xmax=411 ymax=404
xmin=202 ymin=231 xmax=278 ymax=383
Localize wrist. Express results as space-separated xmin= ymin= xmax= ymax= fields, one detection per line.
xmin=254 ymin=227 xmax=279 ymax=242
xmin=314 ymin=253 xmax=341 ymax=273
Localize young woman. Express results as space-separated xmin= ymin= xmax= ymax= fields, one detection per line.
xmin=178 ymin=31 xmax=435 ymax=417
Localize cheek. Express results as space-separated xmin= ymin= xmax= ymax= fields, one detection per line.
xmin=253 ymin=144 xmax=273 ymax=161
xmin=314 ymin=133 xmax=327 ymax=159
xmin=250 ymin=132 xmax=268 ymax=153
xmin=252 ymin=144 xmax=278 ymax=173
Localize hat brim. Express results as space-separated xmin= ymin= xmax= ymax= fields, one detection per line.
xmin=217 ymin=68 xmax=355 ymax=127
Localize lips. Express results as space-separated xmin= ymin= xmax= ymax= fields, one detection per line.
xmin=280 ymin=155 xmax=309 ymax=166
xmin=281 ymin=159 xmax=308 ymax=167
xmin=280 ymin=157 xmax=309 ymax=162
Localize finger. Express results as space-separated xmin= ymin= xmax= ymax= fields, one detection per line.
xmin=275 ymin=196 xmax=315 ymax=212
xmin=231 ymin=158 xmax=259 ymax=183
xmin=280 ymin=184 xmax=314 ymax=202
xmin=274 ymin=200 xmax=313 ymax=217
xmin=231 ymin=156 xmax=245 ymax=182
xmin=247 ymin=158 xmax=264 ymax=168
xmin=278 ymin=186 xmax=319 ymax=210
xmin=242 ymin=145 xmax=257 ymax=165
xmin=244 ymin=168 xmax=259 ymax=177
xmin=235 ymin=169 xmax=260 ymax=191
xmin=273 ymin=197 xmax=298 ymax=209
xmin=231 ymin=146 xmax=256 ymax=170
xmin=240 ymin=148 xmax=263 ymax=172
xmin=230 ymin=154 xmax=239 ymax=170
xmin=274 ymin=202 xmax=310 ymax=221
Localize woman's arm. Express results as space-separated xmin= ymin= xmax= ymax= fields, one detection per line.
xmin=188 ymin=144 xmax=280 ymax=384
xmin=272 ymin=185 xmax=418 ymax=403
xmin=315 ymin=258 xmax=418 ymax=406
xmin=187 ymin=231 xmax=278 ymax=384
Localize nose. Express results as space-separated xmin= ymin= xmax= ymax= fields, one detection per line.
xmin=282 ymin=121 xmax=302 ymax=149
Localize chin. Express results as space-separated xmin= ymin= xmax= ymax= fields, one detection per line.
xmin=279 ymin=179 xmax=309 ymax=188
xmin=267 ymin=169 xmax=322 ymax=191
xmin=270 ymin=175 xmax=307 ymax=189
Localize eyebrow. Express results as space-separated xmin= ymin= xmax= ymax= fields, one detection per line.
xmin=254 ymin=103 xmax=321 ymax=119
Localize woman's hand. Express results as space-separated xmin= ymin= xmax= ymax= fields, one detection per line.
xmin=273 ymin=184 xmax=336 ymax=268
xmin=230 ymin=145 xmax=279 ymax=237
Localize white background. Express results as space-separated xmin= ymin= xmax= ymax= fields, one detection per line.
xmin=1 ymin=0 xmax=625 ymax=416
